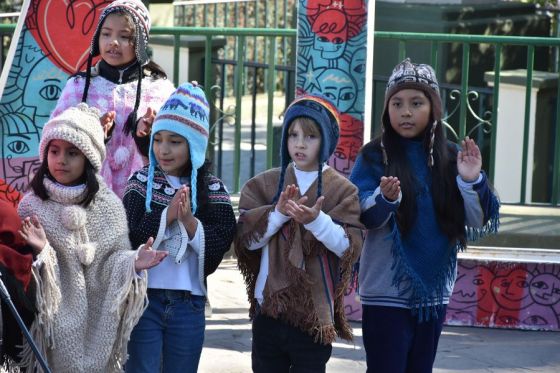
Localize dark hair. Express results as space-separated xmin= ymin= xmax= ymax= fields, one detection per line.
xmin=29 ymin=146 xmax=100 ymax=208
xmin=364 ymin=103 xmax=466 ymax=246
xmin=81 ymin=10 xmax=168 ymax=136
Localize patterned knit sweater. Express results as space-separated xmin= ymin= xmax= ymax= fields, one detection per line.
xmin=51 ymin=63 xmax=175 ymax=198
xmin=123 ymin=165 xmax=236 ymax=293
xmin=17 ymin=177 xmax=147 ymax=373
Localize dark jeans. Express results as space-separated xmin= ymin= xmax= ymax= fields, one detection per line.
xmin=126 ymin=288 xmax=206 ymax=373
xmin=251 ymin=312 xmax=332 ymax=373
xmin=362 ymin=305 xmax=447 ymax=373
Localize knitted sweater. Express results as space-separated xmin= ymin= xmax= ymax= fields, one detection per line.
xmin=17 ymin=177 xmax=147 ymax=373
xmin=350 ymin=139 xmax=499 ymax=315
xmin=123 ymin=165 xmax=236 ymax=294
xmin=51 ymin=63 xmax=175 ymax=198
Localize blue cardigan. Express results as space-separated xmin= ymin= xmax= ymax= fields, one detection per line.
xmin=350 ymin=139 xmax=499 ymax=320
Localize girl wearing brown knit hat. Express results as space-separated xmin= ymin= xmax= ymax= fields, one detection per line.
xmin=50 ymin=0 xmax=175 ymax=199
xmin=349 ymin=58 xmax=500 ymax=373
xmin=18 ymin=103 xmax=167 ymax=372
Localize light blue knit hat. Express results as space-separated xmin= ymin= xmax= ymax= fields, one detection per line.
xmin=145 ymin=82 xmax=210 ymax=213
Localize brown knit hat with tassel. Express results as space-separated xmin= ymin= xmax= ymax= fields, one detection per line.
xmin=381 ymin=58 xmax=442 ymax=166
xmin=81 ymin=0 xmax=151 ymax=135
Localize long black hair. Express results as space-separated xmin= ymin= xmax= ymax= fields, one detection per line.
xmin=363 ymin=99 xmax=466 ymax=246
xmin=29 ymin=145 xmax=100 ymax=208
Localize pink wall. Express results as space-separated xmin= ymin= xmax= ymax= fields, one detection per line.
xmin=345 ymin=259 xmax=560 ymax=331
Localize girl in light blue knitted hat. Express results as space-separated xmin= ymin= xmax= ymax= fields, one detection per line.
xmin=123 ymin=82 xmax=236 ymax=372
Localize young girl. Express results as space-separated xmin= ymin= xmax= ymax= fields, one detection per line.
xmin=51 ymin=0 xmax=175 ymax=198
xmin=122 ymin=82 xmax=236 ymax=372
xmin=349 ymin=58 xmax=500 ymax=373
xmin=235 ymin=95 xmax=364 ymax=373
xmin=17 ymin=103 xmax=167 ymax=373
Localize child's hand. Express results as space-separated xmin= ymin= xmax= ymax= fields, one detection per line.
xmin=19 ymin=216 xmax=47 ymax=255
xmin=285 ymin=196 xmax=325 ymax=225
xmin=458 ymin=136 xmax=482 ymax=182
xmin=136 ymin=107 xmax=156 ymax=137
xmin=178 ymin=186 xmax=198 ymax=238
xmin=166 ymin=185 xmax=187 ymax=225
xmin=380 ymin=176 xmax=400 ymax=202
xmin=100 ymin=111 xmax=116 ymax=138
xmin=135 ymin=237 xmax=168 ymax=271
xmin=276 ymin=184 xmax=308 ymax=216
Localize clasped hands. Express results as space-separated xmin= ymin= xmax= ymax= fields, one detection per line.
xmin=276 ymin=184 xmax=324 ymax=225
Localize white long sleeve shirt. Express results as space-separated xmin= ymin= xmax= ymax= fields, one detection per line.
xmin=248 ymin=164 xmax=350 ymax=304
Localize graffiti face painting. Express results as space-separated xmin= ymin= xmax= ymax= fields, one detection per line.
xmin=0 ymin=0 xmax=109 ymax=201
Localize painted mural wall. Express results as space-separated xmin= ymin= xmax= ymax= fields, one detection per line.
xmin=296 ymin=0 xmax=368 ymax=176
xmin=0 ymin=0 xmax=110 ymax=206
xmin=345 ymin=258 xmax=560 ymax=331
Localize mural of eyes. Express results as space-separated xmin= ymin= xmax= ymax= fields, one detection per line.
xmin=350 ymin=47 xmax=367 ymax=91
xmin=491 ymin=268 xmax=533 ymax=310
xmin=39 ymin=84 xmax=62 ymax=101
xmin=6 ymin=140 xmax=30 ymax=155
xmin=1 ymin=112 xmax=38 ymax=160
xmin=498 ymin=314 xmax=519 ymax=325
xmin=22 ymin=56 xmax=67 ymax=121
xmin=311 ymin=9 xmax=348 ymax=59
xmin=317 ymin=69 xmax=357 ymax=113
xmin=522 ymin=315 xmax=549 ymax=327
xmin=529 ymin=273 xmax=560 ymax=306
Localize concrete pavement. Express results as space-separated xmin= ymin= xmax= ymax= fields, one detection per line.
xmin=199 ymin=259 xmax=560 ymax=373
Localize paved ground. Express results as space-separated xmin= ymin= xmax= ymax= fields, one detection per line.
xmin=199 ymin=259 xmax=560 ymax=373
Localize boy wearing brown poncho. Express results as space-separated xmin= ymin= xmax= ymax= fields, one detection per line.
xmin=235 ymin=95 xmax=364 ymax=373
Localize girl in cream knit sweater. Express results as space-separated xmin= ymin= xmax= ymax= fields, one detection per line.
xmin=18 ymin=104 xmax=167 ymax=373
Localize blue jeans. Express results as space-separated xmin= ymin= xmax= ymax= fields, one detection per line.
xmin=362 ymin=305 xmax=447 ymax=373
xmin=125 ymin=288 xmax=206 ymax=373
xmin=252 ymin=312 xmax=332 ymax=373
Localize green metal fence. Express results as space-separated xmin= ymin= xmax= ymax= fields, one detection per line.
xmin=1 ymin=23 xmax=560 ymax=205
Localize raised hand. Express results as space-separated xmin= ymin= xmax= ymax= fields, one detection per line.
xmin=276 ymin=184 xmax=308 ymax=216
xmin=457 ymin=136 xmax=482 ymax=182
xmin=136 ymin=107 xmax=156 ymax=137
xmin=285 ymin=196 xmax=325 ymax=225
xmin=135 ymin=237 xmax=168 ymax=271
xmin=178 ymin=186 xmax=198 ymax=238
xmin=166 ymin=185 xmax=188 ymax=226
xmin=100 ymin=111 xmax=116 ymax=138
xmin=19 ymin=215 xmax=47 ymax=255
xmin=380 ymin=176 xmax=401 ymax=202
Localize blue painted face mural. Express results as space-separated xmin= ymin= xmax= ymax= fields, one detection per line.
xmin=0 ymin=0 xmax=109 ymax=199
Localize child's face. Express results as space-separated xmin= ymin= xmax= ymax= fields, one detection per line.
xmin=153 ymin=130 xmax=190 ymax=177
xmin=388 ymin=88 xmax=432 ymax=139
xmin=47 ymin=140 xmax=86 ymax=186
xmin=98 ymin=14 xmax=136 ymax=67
xmin=287 ymin=120 xmax=322 ymax=171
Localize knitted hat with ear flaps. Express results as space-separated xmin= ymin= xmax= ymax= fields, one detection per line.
xmin=40 ymin=103 xmax=105 ymax=171
xmin=381 ymin=58 xmax=442 ymax=166
xmin=89 ymin=0 xmax=151 ymax=66
xmin=82 ymin=0 xmax=152 ymax=135
xmin=273 ymin=95 xmax=340 ymax=202
xmin=145 ymin=82 xmax=210 ymax=214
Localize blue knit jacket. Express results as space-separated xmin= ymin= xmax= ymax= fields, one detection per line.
xmin=350 ymin=139 xmax=500 ymax=320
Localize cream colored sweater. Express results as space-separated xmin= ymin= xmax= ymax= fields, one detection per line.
xmin=18 ymin=177 xmax=147 ymax=373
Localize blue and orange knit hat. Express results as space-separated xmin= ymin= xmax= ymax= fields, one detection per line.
xmin=145 ymin=82 xmax=210 ymax=213
xmin=274 ymin=94 xmax=340 ymax=202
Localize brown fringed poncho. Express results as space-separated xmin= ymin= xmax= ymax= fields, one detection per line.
xmin=235 ymin=165 xmax=364 ymax=345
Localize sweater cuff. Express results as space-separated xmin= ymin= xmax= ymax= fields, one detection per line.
xmin=187 ymin=218 xmax=202 ymax=255
xmin=456 ymin=172 xmax=484 ymax=189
